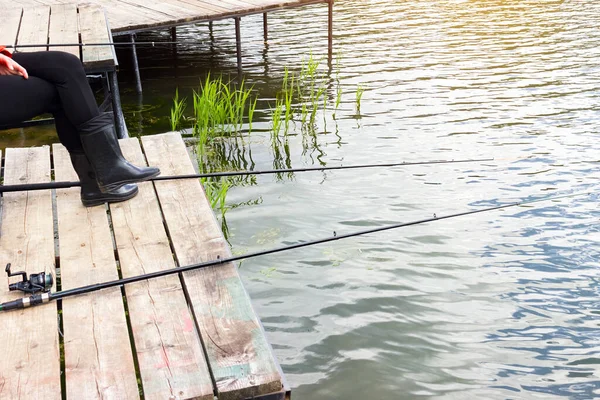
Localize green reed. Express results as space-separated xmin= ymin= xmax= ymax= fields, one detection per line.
xmin=333 ymin=54 xmax=342 ymax=119
xmin=192 ymin=74 xmax=256 ymax=137
xmin=169 ymin=88 xmax=187 ymax=131
xmin=355 ymin=84 xmax=365 ymax=114
xmin=248 ymin=97 xmax=257 ymax=132
xmin=185 ymin=74 xmax=256 ymax=218
xmin=271 ymin=97 xmax=284 ymax=137
xmin=169 ymin=54 xmax=370 ymax=224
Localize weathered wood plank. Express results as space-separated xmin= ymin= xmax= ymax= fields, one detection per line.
xmin=142 ymin=133 xmax=283 ymax=400
xmin=172 ymin=0 xmax=236 ymax=13
xmin=52 ymin=144 xmax=139 ymax=400
xmin=0 ymin=8 xmax=23 ymax=49
xmin=109 ymin=138 xmax=214 ymax=400
xmin=116 ymin=0 xmax=209 ymax=18
xmin=17 ymin=6 xmax=50 ymax=52
xmin=48 ymin=3 xmax=80 ymax=57
xmin=78 ymin=4 xmax=114 ymax=68
xmin=78 ymin=0 xmax=168 ymax=31
xmin=0 ymin=147 xmax=60 ymax=400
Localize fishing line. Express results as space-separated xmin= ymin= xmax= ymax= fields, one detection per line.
xmin=0 ymin=189 xmax=592 ymax=312
xmin=0 ymin=157 xmax=492 ymax=193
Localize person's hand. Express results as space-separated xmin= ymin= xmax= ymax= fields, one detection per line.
xmin=0 ymin=53 xmax=28 ymax=79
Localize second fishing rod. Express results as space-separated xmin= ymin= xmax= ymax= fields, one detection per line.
xmin=0 ymin=157 xmax=492 ymax=193
xmin=0 ymin=189 xmax=592 ymax=312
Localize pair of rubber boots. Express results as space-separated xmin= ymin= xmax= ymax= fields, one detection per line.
xmin=70 ymin=113 xmax=160 ymax=207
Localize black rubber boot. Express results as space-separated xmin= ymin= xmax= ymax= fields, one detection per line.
xmin=70 ymin=152 xmax=139 ymax=207
xmin=78 ymin=113 xmax=160 ymax=192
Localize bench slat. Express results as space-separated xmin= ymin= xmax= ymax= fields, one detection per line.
xmin=18 ymin=6 xmax=51 ymax=52
xmin=142 ymin=133 xmax=284 ymax=400
xmin=0 ymin=146 xmax=61 ymax=400
xmin=0 ymin=8 xmax=23 ymax=49
xmin=110 ymin=139 xmax=214 ymax=400
xmin=78 ymin=4 xmax=115 ymax=68
xmin=48 ymin=4 xmax=80 ymax=58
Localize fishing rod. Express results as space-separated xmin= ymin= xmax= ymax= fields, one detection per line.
xmin=0 ymin=190 xmax=592 ymax=312
xmin=4 ymin=41 xmax=199 ymax=50
xmin=0 ymin=157 xmax=492 ymax=193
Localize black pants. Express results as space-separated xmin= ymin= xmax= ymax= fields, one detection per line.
xmin=0 ymin=51 xmax=100 ymax=152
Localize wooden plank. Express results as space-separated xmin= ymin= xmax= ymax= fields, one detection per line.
xmin=142 ymin=133 xmax=283 ymax=400
xmin=52 ymin=144 xmax=139 ymax=400
xmin=0 ymin=146 xmax=61 ymax=400
xmin=72 ymin=0 xmax=168 ymax=33
xmin=118 ymin=0 xmax=208 ymax=18
xmin=167 ymin=0 xmax=235 ymax=13
xmin=110 ymin=138 xmax=214 ymax=400
xmin=48 ymin=3 xmax=80 ymax=58
xmin=17 ymin=6 xmax=50 ymax=52
xmin=0 ymin=8 xmax=23 ymax=49
xmin=78 ymin=4 xmax=114 ymax=68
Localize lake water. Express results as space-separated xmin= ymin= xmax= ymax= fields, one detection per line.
xmin=8 ymin=0 xmax=600 ymax=398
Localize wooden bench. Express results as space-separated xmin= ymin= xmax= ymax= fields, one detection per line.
xmin=0 ymin=4 xmax=128 ymax=138
xmin=0 ymin=132 xmax=289 ymax=400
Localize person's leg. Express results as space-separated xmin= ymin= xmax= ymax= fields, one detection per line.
xmin=0 ymin=68 xmax=83 ymax=152
xmin=12 ymin=51 xmax=99 ymax=126
xmin=0 ymin=75 xmax=57 ymax=125
xmin=0 ymin=59 xmax=138 ymax=206
xmin=10 ymin=51 xmax=159 ymax=193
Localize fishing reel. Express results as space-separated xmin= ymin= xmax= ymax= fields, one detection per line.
xmin=5 ymin=263 xmax=53 ymax=294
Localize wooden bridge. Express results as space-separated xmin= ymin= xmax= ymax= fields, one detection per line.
xmin=0 ymin=133 xmax=288 ymax=400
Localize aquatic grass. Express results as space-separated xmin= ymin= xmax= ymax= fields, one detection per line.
xmin=284 ymin=76 xmax=295 ymax=133
xmin=333 ymin=84 xmax=342 ymax=120
xmin=334 ymin=55 xmax=343 ymax=118
xmin=247 ymin=97 xmax=257 ymax=132
xmin=201 ymin=176 xmax=230 ymax=221
xmin=271 ymin=97 xmax=284 ymax=138
xmin=300 ymin=103 xmax=309 ymax=126
xmin=356 ymin=84 xmax=365 ymax=114
xmin=186 ymin=53 xmax=354 ymax=228
xmin=169 ymin=88 xmax=186 ymax=132
xmin=192 ymin=73 xmax=256 ymax=138
xmin=310 ymin=85 xmax=326 ymax=125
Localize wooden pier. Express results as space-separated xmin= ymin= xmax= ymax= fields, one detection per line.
xmin=0 ymin=0 xmax=333 ymax=35
xmin=1 ymin=0 xmax=334 ymax=91
xmin=0 ymin=132 xmax=288 ymax=400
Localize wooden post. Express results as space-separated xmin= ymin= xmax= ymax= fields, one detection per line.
xmin=328 ymin=0 xmax=333 ymax=65
xmin=235 ymin=17 xmax=242 ymax=75
xmin=170 ymin=26 xmax=177 ymax=53
xmin=263 ymin=13 xmax=268 ymax=42
xmin=130 ymin=34 xmax=142 ymax=94
xmin=171 ymin=26 xmax=178 ymax=73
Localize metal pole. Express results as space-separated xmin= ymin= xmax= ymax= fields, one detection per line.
xmin=130 ymin=34 xmax=142 ymax=94
xmin=107 ymin=72 xmax=129 ymax=139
